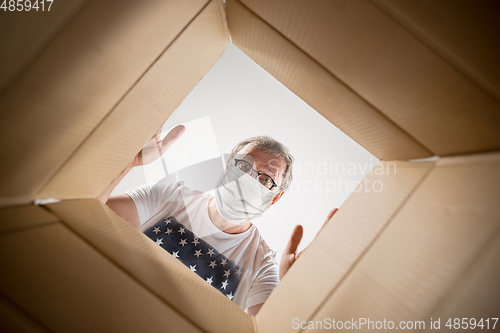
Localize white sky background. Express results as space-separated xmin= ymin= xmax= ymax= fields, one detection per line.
xmin=113 ymin=44 xmax=379 ymax=263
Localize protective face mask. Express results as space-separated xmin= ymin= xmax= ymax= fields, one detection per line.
xmin=215 ymin=161 xmax=277 ymax=223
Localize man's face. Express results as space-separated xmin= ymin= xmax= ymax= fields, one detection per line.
xmin=232 ymin=144 xmax=287 ymax=204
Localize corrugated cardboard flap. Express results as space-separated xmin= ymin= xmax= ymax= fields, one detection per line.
xmin=0 ymin=203 xmax=204 ymax=332
xmin=1 ymin=0 xmax=500 ymax=331
xmin=300 ymin=151 xmax=500 ymax=331
xmin=0 ymin=0 xmax=87 ymax=93
xmin=0 ymin=200 xmax=254 ymax=333
xmin=255 ymin=160 xmax=435 ymax=332
xmin=227 ymin=0 xmax=500 ymax=159
xmin=226 ymin=0 xmax=432 ymax=161
xmin=46 ymin=199 xmax=254 ymax=333
xmin=37 ymin=0 xmax=230 ymax=201
xmin=0 ymin=0 xmax=228 ymax=206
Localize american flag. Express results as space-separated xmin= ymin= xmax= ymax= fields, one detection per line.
xmin=143 ymin=216 xmax=242 ymax=301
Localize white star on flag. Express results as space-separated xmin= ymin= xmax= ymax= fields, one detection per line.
xmin=145 ymin=218 xmax=243 ymax=304
xmin=221 ymin=280 xmax=228 ymax=290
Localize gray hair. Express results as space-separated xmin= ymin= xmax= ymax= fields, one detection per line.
xmin=230 ymin=136 xmax=294 ymax=191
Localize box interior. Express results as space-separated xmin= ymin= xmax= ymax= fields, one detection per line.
xmin=1 ymin=0 xmax=499 ymax=332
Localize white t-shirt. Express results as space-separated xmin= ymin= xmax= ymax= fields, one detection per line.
xmin=125 ymin=180 xmax=279 ymax=311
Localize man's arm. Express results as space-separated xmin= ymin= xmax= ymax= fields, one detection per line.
xmin=106 ymin=193 xmax=141 ymax=228
xmin=95 ymin=159 xmax=141 ymax=227
xmin=96 ymin=125 xmax=185 ymax=228
xmin=247 ymin=303 xmax=263 ymax=316
xmin=96 ymin=158 xmax=135 ymax=205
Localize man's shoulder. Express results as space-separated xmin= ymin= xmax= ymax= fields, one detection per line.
xmin=175 ymin=182 xmax=212 ymax=208
xmin=146 ymin=180 xmax=207 ymax=200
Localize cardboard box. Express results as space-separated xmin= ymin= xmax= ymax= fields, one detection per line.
xmin=1 ymin=0 xmax=499 ymax=332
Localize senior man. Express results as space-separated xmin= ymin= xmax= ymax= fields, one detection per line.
xmin=98 ymin=125 xmax=334 ymax=315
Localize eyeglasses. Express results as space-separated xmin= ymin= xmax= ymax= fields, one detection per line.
xmin=234 ymin=158 xmax=283 ymax=192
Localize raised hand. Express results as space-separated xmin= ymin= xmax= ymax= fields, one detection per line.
xmin=97 ymin=124 xmax=185 ymax=204
xmin=279 ymin=208 xmax=338 ymax=280
xmin=279 ymin=225 xmax=304 ymax=280
xmin=132 ymin=124 xmax=186 ymax=167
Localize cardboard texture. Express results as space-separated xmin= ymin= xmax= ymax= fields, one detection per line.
xmin=226 ymin=0 xmax=432 ymax=161
xmin=45 ymin=199 xmax=254 ymax=333
xmin=0 ymin=295 xmax=50 ymax=333
xmin=1 ymin=0 xmax=499 ymax=332
xmin=256 ymin=160 xmax=435 ymax=332
xmin=304 ymin=152 xmax=500 ymax=330
xmin=371 ymin=0 xmax=500 ymax=104
xmin=0 ymin=210 xmax=201 ymax=333
xmin=0 ymin=0 xmax=212 ymax=205
xmin=0 ymin=0 xmax=87 ymax=93
xmin=37 ymin=0 xmax=230 ymax=200
xmin=229 ymin=0 xmax=500 ymax=158
xmin=422 ymin=230 xmax=500 ymax=330
xmin=0 ymin=204 xmax=57 ymax=235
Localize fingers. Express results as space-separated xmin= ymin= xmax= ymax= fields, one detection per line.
xmin=157 ymin=124 xmax=186 ymax=155
xmin=153 ymin=124 xmax=165 ymax=137
xmin=326 ymin=208 xmax=338 ymax=222
xmin=163 ymin=124 xmax=186 ymax=145
xmin=136 ymin=124 xmax=186 ymax=166
xmin=284 ymin=225 xmax=303 ymax=255
xmin=279 ymin=228 xmax=304 ymax=280
xmin=318 ymin=208 xmax=338 ymax=235
xmin=137 ymin=150 xmax=143 ymax=166
xmin=280 ymin=211 xmax=337 ymax=281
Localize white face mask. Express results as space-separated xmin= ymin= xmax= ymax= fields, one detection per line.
xmin=215 ymin=161 xmax=277 ymax=223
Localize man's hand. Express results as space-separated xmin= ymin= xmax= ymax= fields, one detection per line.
xmin=279 ymin=225 xmax=304 ymax=280
xmin=279 ymin=208 xmax=338 ymax=280
xmin=131 ymin=124 xmax=186 ymax=167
